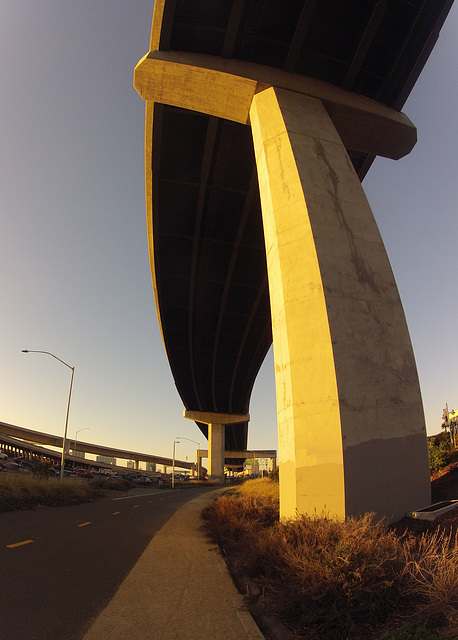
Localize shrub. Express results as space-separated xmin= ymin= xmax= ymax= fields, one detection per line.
xmin=202 ymin=479 xmax=458 ymax=640
xmin=429 ymin=438 xmax=452 ymax=474
xmin=99 ymin=478 xmax=132 ymax=491
xmin=255 ymin=513 xmax=410 ymax=639
xmin=269 ymin=467 xmax=279 ymax=482
xmin=237 ymin=477 xmax=279 ymax=500
xmin=202 ymin=491 xmax=278 ymax=552
xmin=402 ymin=528 xmax=458 ymax=619
xmin=378 ymin=622 xmax=444 ymax=639
xmin=0 ymin=474 xmax=98 ymax=511
xmin=33 ymin=461 xmax=52 ymax=478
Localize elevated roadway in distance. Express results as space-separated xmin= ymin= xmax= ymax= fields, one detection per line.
xmin=134 ymin=1 xmax=453 ymax=519
xmin=0 ymin=421 xmax=193 ymax=471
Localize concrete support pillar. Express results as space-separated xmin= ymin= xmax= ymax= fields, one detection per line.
xmin=250 ymin=87 xmax=431 ymax=522
xmin=183 ymin=410 xmax=249 ymax=484
xmin=162 ymin=465 xmax=167 ymax=474
xmin=208 ymin=423 xmax=225 ymax=482
xmin=195 ymin=453 xmax=202 ymax=478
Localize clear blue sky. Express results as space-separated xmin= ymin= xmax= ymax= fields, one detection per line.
xmin=0 ymin=1 xmax=456 ymax=463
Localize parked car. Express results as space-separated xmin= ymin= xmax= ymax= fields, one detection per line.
xmin=48 ymin=465 xmax=60 ymax=477
xmin=136 ymin=476 xmax=153 ymax=485
xmin=74 ymin=467 xmax=93 ymax=478
xmin=0 ymin=450 xmax=8 ymax=460
xmin=48 ymin=465 xmax=73 ymax=477
xmin=13 ymin=457 xmax=35 ymax=471
xmin=3 ymin=461 xmax=20 ymax=472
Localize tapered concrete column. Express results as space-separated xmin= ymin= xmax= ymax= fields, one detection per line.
xmin=250 ymin=87 xmax=430 ymax=522
xmin=183 ymin=410 xmax=249 ymax=484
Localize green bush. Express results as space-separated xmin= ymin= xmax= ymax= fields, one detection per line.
xmin=429 ymin=438 xmax=453 ymax=474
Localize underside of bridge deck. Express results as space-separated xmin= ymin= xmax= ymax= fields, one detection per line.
xmin=135 ymin=0 xmax=453 ymax=514
xmin=150 ymin=104 xmax=271 ymax=455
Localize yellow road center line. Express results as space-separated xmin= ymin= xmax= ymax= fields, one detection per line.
xmin=78 ymin=522 xmax=91 ymax=527
xmin=133 ymin=505 xmax=139 ymax=508
xmin=112 ymin=511 xmax=121 ymax=515
xmin=6 ymin=539 xmax=34 ymax=548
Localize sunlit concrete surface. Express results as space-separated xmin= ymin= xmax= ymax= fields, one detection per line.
xmin=249 ymin=87 xmax=430 ymax=519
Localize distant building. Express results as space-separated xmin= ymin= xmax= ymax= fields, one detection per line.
xmin=244 ymin=459 xmax=259 ymax=476
xmin=96 ymin=455 xmax=116 ymax=465
xmin=70 ymin=449 xmax=86 ymax=459
xmin=442 ymin=408 xmax=458 ymax=447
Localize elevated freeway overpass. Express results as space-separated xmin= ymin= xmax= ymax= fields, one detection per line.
xmin=0 ymin=421 xmax=193 ymax=472
xmin=0 ymin=421 xmax=270 ymax=477
xmin=134 ymin=0 xmax=453 ymax=521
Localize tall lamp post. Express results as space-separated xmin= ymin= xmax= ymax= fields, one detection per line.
xmin=172 ymin=439 xmax=180 ymax=489
xmin=22 ymin=349 xmax=74 ymax=481
xmin=74 ymin=427 xmax=90 ymax=456
xmin=177 ymin=436 xmax=200 ymax=478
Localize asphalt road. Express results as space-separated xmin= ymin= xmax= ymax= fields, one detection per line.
xmin=0 ymin=485 xmax=214 ymax=640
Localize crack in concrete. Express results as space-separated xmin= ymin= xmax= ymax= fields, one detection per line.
xmin=314 ymin=139 xmax=380 ymax=296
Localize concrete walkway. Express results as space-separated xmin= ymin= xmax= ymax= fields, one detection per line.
xmin=83 ymin=488 xmax=265 ymax=640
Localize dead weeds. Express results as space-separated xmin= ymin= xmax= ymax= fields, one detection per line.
xmin=202 ymin=478 xmax=458 ymax=640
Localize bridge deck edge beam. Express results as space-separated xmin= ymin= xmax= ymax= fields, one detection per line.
xmin=134 ymin=50 xmax=416 ymax=160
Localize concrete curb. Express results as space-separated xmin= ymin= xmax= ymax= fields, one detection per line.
xmin=83 ymin=488 xmax=265 ymax=640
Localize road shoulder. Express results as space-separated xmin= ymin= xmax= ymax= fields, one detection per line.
xmin=83 ymin=488 xmax=265 ymax=640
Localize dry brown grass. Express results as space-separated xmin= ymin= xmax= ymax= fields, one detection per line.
xmin=0 ymin=473 xmax=98 ymax=511
xmin=202 ymin=479 xmax=458 ymax=639
xmin=236 ymin=477 xmax=279 ymax=500
xmin=259 ymin=513 xmax=410 ymax=638
xmin=202 ymin=490 xmax=279 ymax=550
xmin=402 ymin=529 xmax=458 ymax=620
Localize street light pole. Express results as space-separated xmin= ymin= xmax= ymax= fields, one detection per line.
xmin=172 ymin=439 xmax=180 ymax=489
xmin=177 ymin=436 xmax=200 ymax=478
xmin=74 ymin=427 xmax=90 ymax=456
xmin=22 ymin=349 xmax=75 ymax=481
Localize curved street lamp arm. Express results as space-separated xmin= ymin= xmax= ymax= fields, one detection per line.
xmin=22 ymin=349 xmax=74 ymax=481
xmin=176 ymin=436 xmax=200 ymax=447
xmin=22 ymin=350 xmax=73 ymax=371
